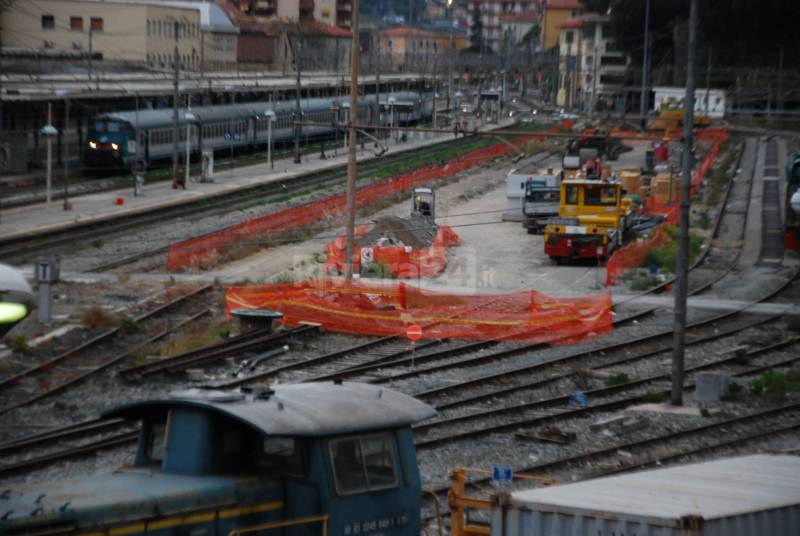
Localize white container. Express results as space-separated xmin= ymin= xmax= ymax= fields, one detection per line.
xmin=491 ymin=455 xmax=800 ymax=536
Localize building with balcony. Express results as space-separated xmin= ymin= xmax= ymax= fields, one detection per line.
xmin=556 ymin=13 xmax=631 ymax=112
xmin=466 ymin=0 xmax=541 ymax=54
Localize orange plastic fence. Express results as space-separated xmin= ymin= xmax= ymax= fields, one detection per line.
xmin=166 ymin=121 xmax=574 ymax=271
xmin=324 ymin=225 xmax=463 ymax=278
xmin=225 ymin=279 xmax=612 ymax=343
xmin=605 ymin=128 xmax=728 ymax=285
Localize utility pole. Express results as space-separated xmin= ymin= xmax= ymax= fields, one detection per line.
xmin=704 ymin=46 xmax=711 ymax=117
xmin=777 ymin=46 xmax=784 ymax=114
xmin=88 ymin=26 xmax=94 ymax=90
xmin=671 ymin=0 xmax=697 ymax=407
xmin=447 ymin=0 xmax=454 ymax=126
xmin=343 ymin=0 xmax=361 ymax=280
xmin=0 ymin=20 xmax=4 ymax=223
xmin=639 ymin=0 xmax=650 ymax=127
xmin=62 ymin=97 xmax=71 ymax=210
xmin=171 ymin=20 xmax=182 ymax=189
xmin=293 ymin=29 xmax=302 ymax=164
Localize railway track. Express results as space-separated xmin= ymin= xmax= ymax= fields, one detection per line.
xmin=0 ymin=131 xmax=508 ymax=267
xmin=0 ymin=135 xmax=784 ymax=485
xmin=0 ymin=283 xmax=213 ymax=418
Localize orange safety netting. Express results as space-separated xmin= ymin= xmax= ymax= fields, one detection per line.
xmin=324 ymin=225 xmax=463 ymax=278
xmin=605 ymin=128 xmax=728 ymax=285
xmin=166 ymin=121 xmax=574 ymax=271
xmin=225 ymin=279 xmax=612 ymax=343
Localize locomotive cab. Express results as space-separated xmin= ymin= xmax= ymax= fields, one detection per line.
xmin=0 ymin=382 xmax=435 ymax=536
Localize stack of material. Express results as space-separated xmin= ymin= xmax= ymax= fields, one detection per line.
xmin=356 ymin=215 xmax=437 ymax=250
xmin=618 ymin=168 xmax=643 ymax=197
xmin=651 ymin=173 xmax=681 ymax=204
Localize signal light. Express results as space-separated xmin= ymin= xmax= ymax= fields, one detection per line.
xmin=0 ymin=303 xmax=27 ymax=324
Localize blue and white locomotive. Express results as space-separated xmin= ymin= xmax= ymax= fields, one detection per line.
xmin=83 ymin=92 xmax=432 ymax=170
xmin=0 ymin=382 xmax=436 ymax=536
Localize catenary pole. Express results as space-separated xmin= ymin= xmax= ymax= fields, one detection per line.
xmin=171 ymin=20 xmax=182 ymax=189
xmin=639 ymin=0 xmax=650 ymax=126
xmin=343 ymin=0 xmax=361 ymax=280
xmin=671 ymin=0 xmax=697 ymax=406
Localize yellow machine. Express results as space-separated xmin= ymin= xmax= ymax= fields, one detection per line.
xmin=544 ymin=178 xmax=633 ymax=261
xmin=652 ymin=98 xmax=712 ymax=138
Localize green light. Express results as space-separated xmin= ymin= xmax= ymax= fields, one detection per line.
xmin=0 ymin=303 xmax=28 ymax=323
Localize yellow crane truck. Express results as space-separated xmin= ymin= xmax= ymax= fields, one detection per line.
xmin=544 ymin=178 xmax=634 ymax=262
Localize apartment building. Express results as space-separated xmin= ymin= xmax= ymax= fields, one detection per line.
xmin=466 ymin=0 xmax=541 ymax=54
xmin=0 ymin=0 xmax=243 ymax=71
xmin=556 ymin=13 xmax=629 ymax=112
xmin=376 ymin=26 xmax=467 ymax=73
xmin=236 ymin=0 xmax=352 ymax=28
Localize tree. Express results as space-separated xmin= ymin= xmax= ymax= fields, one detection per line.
xmin=469 ymin=5 xmax=484 ymax=53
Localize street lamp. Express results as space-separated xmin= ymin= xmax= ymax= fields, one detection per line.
xmin=263 ymin=109 xmax=276 ymax=170
xmin=55 ymin=90 xmax=71 ymax=210
xmin=184 ymin=108 xmax=196 ymax=186
xmin=791 ymin=191 xmax=800 ymax=214
xmin=40 ymin=107 xmax=58 ymax=205
xmin=388 ymin=96 xmax=396 ymax=143
xmin=330 ymin=101 xmax=340 ymax=158
xmin=341 ymin=101 xmax=351 ymax=151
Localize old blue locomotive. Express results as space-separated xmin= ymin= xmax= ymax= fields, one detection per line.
xmin=0 ymin=382 xmax=436 ymax=536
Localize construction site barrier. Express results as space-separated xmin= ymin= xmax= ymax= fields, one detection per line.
xmin=225 ymin=279 xmax=612 ymax=343
xmin=166 ymin=121 xmax=574 ymax=271
xmin=324 ymin=225 xmax=463 ymax=278
xmin=605 ymin=128 xmax=728 ymax=285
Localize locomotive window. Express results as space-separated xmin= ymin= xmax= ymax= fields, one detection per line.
xmin=329 ymin=433 xmax=398 ymax=495
xmin=107 ymin=122 xmax=120 ymax=133
xmin=564 ymin=186 xmax=579 ymax=205
xmin=585 ymin=186 xmax=617 ymax=206
xmin=257 ymin=436 xmax=306 ymax=476
xmin=146 ymin=421 xmax=167 ymax=463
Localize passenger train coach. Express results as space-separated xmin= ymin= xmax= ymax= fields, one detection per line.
xmin=83 ymin=92 xmax=432 ymax=171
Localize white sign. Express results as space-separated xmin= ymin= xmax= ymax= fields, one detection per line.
xmin=564 ymin=225 xmax=587 ymax=235
xmin=360 ymin=248 xmax=374 ymax=264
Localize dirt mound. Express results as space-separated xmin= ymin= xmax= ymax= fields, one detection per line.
xmin=356 ymin=215 xmax=438 ymax=249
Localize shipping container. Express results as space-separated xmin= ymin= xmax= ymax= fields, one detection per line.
xmin=491 ymin=455 xmax=800 ymax=536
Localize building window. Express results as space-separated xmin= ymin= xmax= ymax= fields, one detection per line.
xmin=91 ymin=17 xmax=104 ymax=32
xmin=41 ymin=15 xmax=55 ymax=30
xmin=70 ymin=16 xmax=83 ymax=31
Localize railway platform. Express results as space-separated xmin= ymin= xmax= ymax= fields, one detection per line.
xmin=0 ymin=120 xmax=514 ymax=244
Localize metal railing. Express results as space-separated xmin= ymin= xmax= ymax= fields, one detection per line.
xmin=229 ymin=514 xmax=329 ymax=536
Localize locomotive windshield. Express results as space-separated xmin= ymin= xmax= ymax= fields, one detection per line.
xmin=93 ymin=120 xmax=123 ymax=133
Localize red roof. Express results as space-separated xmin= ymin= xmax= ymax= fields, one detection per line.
xmin=546 ymin=0 xmax=584 ymax=10
xmin=558 ymin=15 xmax=584 ymax=28
xmin=498 ymin=12 xmax=539 ymax=23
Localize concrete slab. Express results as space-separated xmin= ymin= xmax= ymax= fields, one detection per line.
xmin=627 ymin=402 xmax=702 ymax=416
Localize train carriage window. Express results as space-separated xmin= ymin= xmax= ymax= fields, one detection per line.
xmin=330 ymin=433 xmax=398 ymax=495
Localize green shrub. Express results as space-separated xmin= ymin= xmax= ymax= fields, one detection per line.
xmin=5 ymin=335 xmax=31 ymax=355
xmin=606 ymin=373 xmax=630 ymax=386
xmin=116 ymin=316 xmax=140 ymax=334
xmin=629 ymin=274 xmax=661 ymax=291
xmin=642 ymin=224 xmax=703 ymax=274
xmin=750 ymin=369 xmax=800 ymax=402
xmin=641 ymin=391 xmax=666 ymax=403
